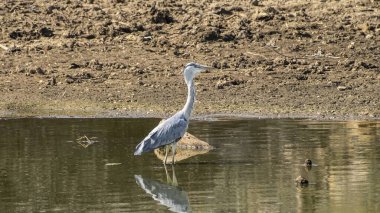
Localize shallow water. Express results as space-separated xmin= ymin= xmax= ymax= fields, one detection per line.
xmin=0 ymin=118 xmax=379 ymax=212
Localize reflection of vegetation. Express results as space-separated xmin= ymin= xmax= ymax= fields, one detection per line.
xmin=135 ymin=165 xmax=191 ymax=213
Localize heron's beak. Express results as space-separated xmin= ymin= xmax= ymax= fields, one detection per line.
xmin=197 ymin=64 xmax=213 ymax=72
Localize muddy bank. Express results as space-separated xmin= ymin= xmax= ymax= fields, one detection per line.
xmin=0 ymin=0 xmax=379 ymax=120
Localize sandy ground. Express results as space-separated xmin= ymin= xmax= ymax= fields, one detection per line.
xmin=0 ymin=0 xmax=379 ymax=119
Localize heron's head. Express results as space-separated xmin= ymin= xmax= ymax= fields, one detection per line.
xmin=183 ymin=62 xmax=211 ymax=84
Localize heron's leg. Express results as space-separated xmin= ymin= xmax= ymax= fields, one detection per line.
xmin=171 ymin=164 xmax=178 ymax=187
xmin=171 ymin=143 xmax=177 ymax=165
xmin=164 ymin=145 xmax=170 ymax=165
xmin=164 ymin=163 xmax=172 ymax=184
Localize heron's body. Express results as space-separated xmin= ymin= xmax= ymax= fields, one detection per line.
xmin=134 ymin=112 xmax=188 ymax=155
xmin=134 ymin=62 xmax=209 ymax=164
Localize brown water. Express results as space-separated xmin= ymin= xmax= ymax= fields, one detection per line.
xmin=0 ymin=118 xmax=379 ymax=212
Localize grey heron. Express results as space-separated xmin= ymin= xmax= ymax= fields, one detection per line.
xmin=135 ymin=165 xmax=190 ymax=212
xmin=134 ymin=62 xmax=211 ymax=164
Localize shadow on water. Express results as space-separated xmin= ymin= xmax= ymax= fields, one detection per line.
xmin=135 ymin=165 xmax=191 ymax=213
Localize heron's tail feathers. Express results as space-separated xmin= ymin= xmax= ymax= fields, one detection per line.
xmin=134 ymin=141 xmax=145 ymax=155
xmin=134 ymin=137 xmax=156 ymax=155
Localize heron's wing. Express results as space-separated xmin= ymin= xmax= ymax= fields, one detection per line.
xmin=134 ymin=115 xmax=188 ymax=155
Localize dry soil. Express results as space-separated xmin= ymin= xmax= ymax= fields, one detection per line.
xmin=0 ymin=0 xmax=379 ymax=119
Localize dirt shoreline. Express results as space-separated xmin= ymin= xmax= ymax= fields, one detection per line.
xmin=0 ymin=109 xmax=378 ymax=121
xmin=1 ymin=1 xmax=379 ymax=120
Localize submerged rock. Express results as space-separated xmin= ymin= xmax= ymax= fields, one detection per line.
xmin=295 ymin=176 xmax=309 ymax=187
xmin=154 ymin=132 xmax=214 ymax=163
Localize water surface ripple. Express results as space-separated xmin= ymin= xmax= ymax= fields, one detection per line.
xmin=0 ymin=118 xmax=379 ymax=212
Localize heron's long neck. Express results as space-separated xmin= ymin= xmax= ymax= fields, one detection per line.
xmin=183 ymin=80 xmax=195 ymax=119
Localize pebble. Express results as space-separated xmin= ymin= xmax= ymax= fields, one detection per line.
xmin=201 ymin=28 xmax=221 ymax=41
xmin=347 ymin=42 xmax=355 ymax=49
xmin=255 ymin=13 xmax=273 ymax=21
xmin=337 ymin=85 xmax=352 ymax=91
xmin=69 ymin=63 xmax=81 ymax=69
xmin=251 ymin=0 xmax=260 ymax=6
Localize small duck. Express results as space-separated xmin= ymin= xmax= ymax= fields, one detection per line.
xmin=304 ymin=159 xmax=312 ymax=167
xmin=304 ymin=159 xmax=313 ymax=171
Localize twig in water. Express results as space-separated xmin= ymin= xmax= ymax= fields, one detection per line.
xmin=76 ymin=135 xmax=98 ymax=148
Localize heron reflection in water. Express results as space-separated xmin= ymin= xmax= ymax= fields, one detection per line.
xmin=134 ymin=63 xmax=212 ymax=164
xmin=135 ymin=165 xmax=191 ymax=213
